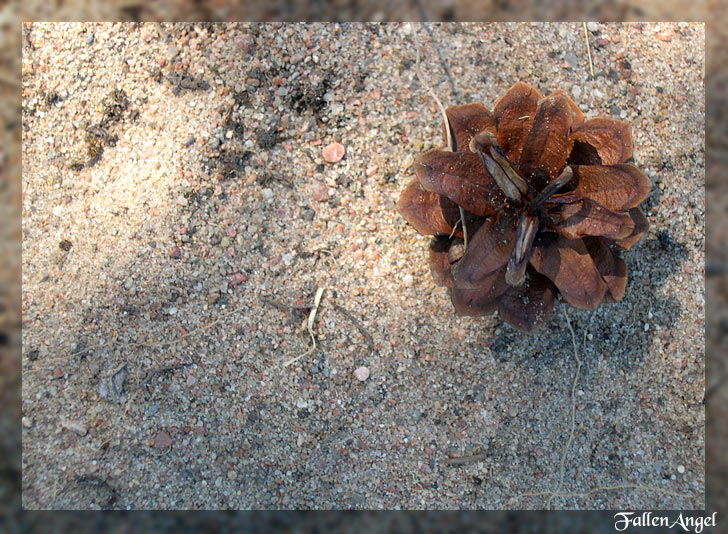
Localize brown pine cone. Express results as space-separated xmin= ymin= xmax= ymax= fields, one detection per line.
xmin=398 ymin=82 xmax=651 ymax=331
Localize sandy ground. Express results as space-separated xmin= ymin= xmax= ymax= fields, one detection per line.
xmin=20 ymin=22 xmax=704 ymax=510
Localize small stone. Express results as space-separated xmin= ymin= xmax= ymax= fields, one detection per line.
xmin=167 ymin=44 xmax=179 ymax=60
xmin=86 ymin=33 xmax=94 ymax=45
xmin=229 ymin=272 xmax=248 ymax=286
xmin=235 ymin=34 xmax=254 ymax=51
xmin=227 ymin=470 xmax=237 ymax=480
xmin=644 ymin=322 xmax=650 ymax=332
xmin=365 ymin=165 xmax=378 ymax=177
xmin=261 ymin=188 xmax=274 ymax=200
xmin=153 ymin=430 xmax=173 ymax=449
xmin=403 ymin=274 xmax=413 ymax=287
xmin=354 ymin=366 xmax=370 ymax=381
xmin=61 ymin=420 xmax=88 ymax=436
xmin=22 ymin=416 xmax=33 ymax=428
xmin=110 ymin=365 xmax=129 ymax=401
xmin=322 ymin=142 xmax=345 ymax=163
xmin=563 ymin=51 xmax=579 ymax=68
xmin=312 ymin=181 xmax=329 ymax=202
xmin=168 ymin=246 xmax=181 ymax=259
xmin=571 ymin=86 xmax=582 ymax=99
xmin=587 ymin=22 xmax=599 ymax=33
xmin=182 ymin=136 xmax=196 ymax=146
xmin=677 ymin=465 xmax=685 ymax=474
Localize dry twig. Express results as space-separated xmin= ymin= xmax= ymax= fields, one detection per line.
xmin=283 ymin=287 xmax=324 ymax=367
xmin=414 ymin=25 xmax=468 ymax=248
xmin=443 ymin=453 xmax=488 ymax=466
xmin=134 ymin=362 xmax=193 ymax=392
xmin=332 ymin=302 xmax=377 ymax=355
xmin=583 ymin=22 xmax=595 ymax=79
xmin=547 ymin=306 xmax=583 ymax=509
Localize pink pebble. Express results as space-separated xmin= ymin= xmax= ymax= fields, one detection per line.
xmin=229 ymin=272 xmax=248 ymax=285
xmin=354 ymin=366 xmax=370 ymax=381
xmin=312 ymin=181 xmax=329 ymax=202
xmin=322 ymin=142 xmax=345 ymax=163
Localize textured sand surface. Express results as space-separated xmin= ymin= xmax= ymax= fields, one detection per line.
xmin=20 ymin=22 xmax=704 ymax=510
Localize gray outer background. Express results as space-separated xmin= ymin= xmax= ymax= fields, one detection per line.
xmin=19 ymin=21 xmax=704 ymax=511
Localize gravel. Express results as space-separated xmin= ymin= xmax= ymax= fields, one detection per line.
xmin=21 ymin=22 xmax=704 ymax=510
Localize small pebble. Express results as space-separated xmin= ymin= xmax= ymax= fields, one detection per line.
xmin=167 ymin=44 xmax=179 ymax=60
xmin=152 ymin=430 xmax=173 ymax=449
xmin=22 ymin=416 xmax=33 ymax=428
xmin=403 ymin=274 xmax=413 ymax=287
xmin=354 ymin=366 xmax=370 ymax=381
xmin=312 ymin=181 xmax=329 ymax=202
xmin=322 ymin=142 xmax=345 ymax=163
xmin=677 ymin=465 xmax=685 ymax=474
xmin=61 ymin=420 xmax=88 ymax=436
xmin=168 ymin=246 xmax=181 ymax=259
xmin=182 ymin=135 xmax=196 ymax=146
xmin=86 ymin=33 xmax=94 ymax=45
xmin=261 ymin=188 xmax=274 ymax=200
xmin=229 ymin=272 xmax=248 ymax=286
xmin=587 ymin=22 xmax=599 ymax=32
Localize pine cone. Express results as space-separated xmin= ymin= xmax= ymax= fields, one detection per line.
xmin=398 ymin=82 xmax=651 ymax=331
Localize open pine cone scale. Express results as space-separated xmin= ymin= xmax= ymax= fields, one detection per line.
xmin=398 ymin=82 xmax=651 ymax=332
